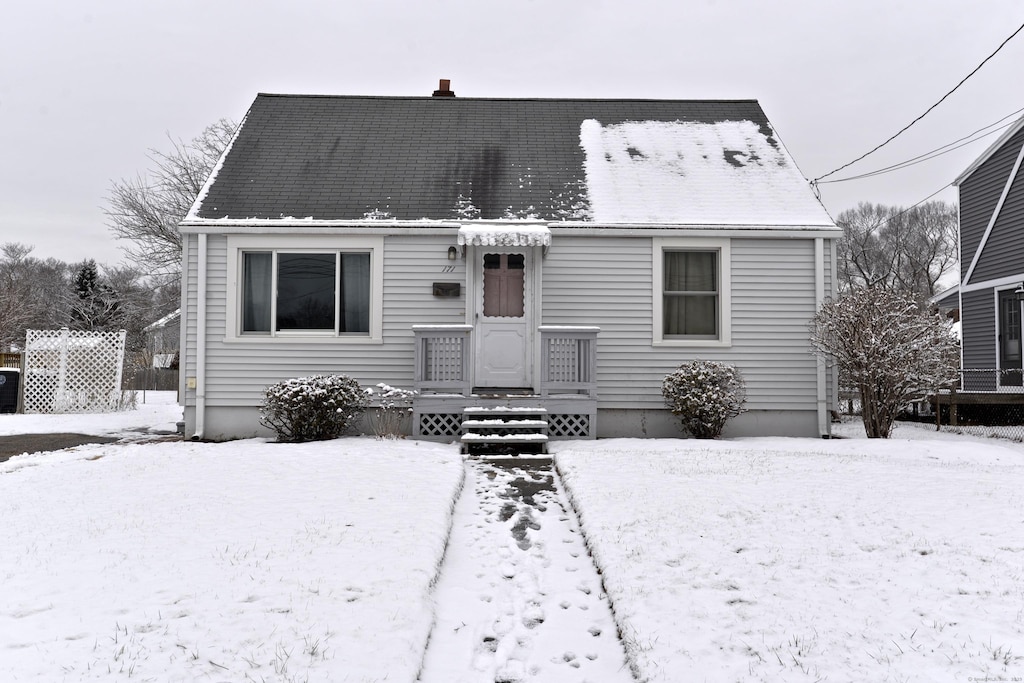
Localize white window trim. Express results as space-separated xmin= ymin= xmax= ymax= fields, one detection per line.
xmin=994 ymin=284 xmax=1024 ymax=392
xmin=225 ymin=234 xmax=383 ymax=343
xmin=652 ymin=237 xmax=731 ymax=347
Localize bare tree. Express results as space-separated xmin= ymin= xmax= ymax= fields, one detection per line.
xmin=0 ymin=244 xmax=38 ymax=351
xmin=105 ymin=119 xmax=237 ymax=278
xmin=837 ymin=201 xmax=958 ymax=300
xmin=810 ymin=287 xmax=959 ymax=438
xmin=0 ymin=244 xmax=72 ymax=351
xmin=1 ymin=242 xmax=177 ymax=356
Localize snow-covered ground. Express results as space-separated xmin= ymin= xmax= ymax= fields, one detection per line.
xmin=1 ymin=396 xmax=464 ymax=682
xmin=552 ymin=432 xmax=1024 ymax=682
xmin=2 ymin=401 xmax=1023 ymax=681
xmin=0 ymin=390 xmax=181 ymax=438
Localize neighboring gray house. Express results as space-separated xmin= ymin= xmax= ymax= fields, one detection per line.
xmin=954 ymin=114 xmax=1024 ymax=391
xmin=931 ymin=284 xmax=960 ymax=320
xmin=178 ymin=84 xmax=840 ymax=441
xmin=143 ymin=309 xmax=180 ymax=368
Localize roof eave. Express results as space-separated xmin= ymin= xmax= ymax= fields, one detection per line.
xmin=178 ymin=217 xmax=840 ymax=237
xmin=953 ymin=114 xmax=1024 ymax=187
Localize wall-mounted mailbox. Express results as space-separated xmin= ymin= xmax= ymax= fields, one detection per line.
xmin=432 ymin=282 xmax=461 ymax=297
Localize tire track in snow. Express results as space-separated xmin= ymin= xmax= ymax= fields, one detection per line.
xmin=418 ymin=458 xmax=634 ymax=683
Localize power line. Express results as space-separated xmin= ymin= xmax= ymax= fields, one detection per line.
xmin=818 ymin=106 xmax=1024 ymax=184
xmin=813 ymin=19 xmax=1024 ymax=185
xmin=834 ymin=183 xmax=954 ymax=241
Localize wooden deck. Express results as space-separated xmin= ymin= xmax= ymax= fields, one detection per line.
xmin=930 ymin=389 xmax=1024 ymax=426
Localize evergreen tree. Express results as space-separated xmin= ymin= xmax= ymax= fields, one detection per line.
xmin=71 ymin=260 xmax=119 ymax=331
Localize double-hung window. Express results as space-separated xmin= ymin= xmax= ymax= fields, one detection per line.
xmin=228 ymin=236 xmax=382 ymax=341
xmin=653 ymin=237 xmax=731 ymax=346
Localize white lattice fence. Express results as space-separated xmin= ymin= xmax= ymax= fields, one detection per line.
xmin=24 ymin=329 xmax=127 ymax=414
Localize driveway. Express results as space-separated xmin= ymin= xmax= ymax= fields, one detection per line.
xmin=1 ymin=434 xmax=136 ymax=462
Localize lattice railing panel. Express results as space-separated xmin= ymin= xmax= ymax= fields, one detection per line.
xmin=413 ymin=325 xmax=471 ymax=395
xmin=548 ymin=413 xmax=591 ymax=438
xmin=23 ymin=329 xmax=127 ymax=414
xmin=419 ymin=413 xmax=462 ymax=437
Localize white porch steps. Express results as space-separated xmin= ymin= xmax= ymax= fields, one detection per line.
xmin=460 ymin=407 xmax=549 ymax=455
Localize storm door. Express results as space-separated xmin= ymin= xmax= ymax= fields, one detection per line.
xmin=474 ymin=249 xmax=533 ymax=388
xmin=998 ymin=289 xmax=1023 ymax=388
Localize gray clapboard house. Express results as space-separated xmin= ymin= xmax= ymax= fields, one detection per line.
xmin=954 ymin=114 xmax=1024 ymax=392
xmin=178 ymin=83 xmax=840 ymax=441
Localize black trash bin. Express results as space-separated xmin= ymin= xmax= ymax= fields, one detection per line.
xmin=0 ymin=370 xmax=19 ymax=413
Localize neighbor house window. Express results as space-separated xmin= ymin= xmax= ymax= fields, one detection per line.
xmin=653 ymin=238 xmax=731 ymax=346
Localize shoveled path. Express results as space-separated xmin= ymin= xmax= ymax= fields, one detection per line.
xmin=417 ymin=457 xmax=634 ymax=683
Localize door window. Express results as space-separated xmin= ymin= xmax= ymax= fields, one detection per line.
xmin=482 ymin=253 xmax=525 ymax=318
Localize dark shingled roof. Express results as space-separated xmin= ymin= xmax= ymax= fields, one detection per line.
xmin=195 ymin=94 xmax=777 ymax=222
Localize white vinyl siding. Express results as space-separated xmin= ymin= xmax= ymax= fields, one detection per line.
xmin=184 ymin=231 xmax=830 ymax=416
xmin=542 ymin=235 xmax=821 ymax=411
xmin=184 ymin=233 xmax=465 ymax=408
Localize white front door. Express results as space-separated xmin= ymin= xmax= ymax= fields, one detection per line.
xmin=474 ymin=248 xmax=533 ymax=388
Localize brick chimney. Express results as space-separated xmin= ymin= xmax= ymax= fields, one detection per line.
xmin=432 ymin=79 xmax=455 ymax=97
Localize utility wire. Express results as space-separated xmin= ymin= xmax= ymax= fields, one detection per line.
xmin=818 ymin=106 xmax=1024 ymax=184
xmin=837 ymin=183 xmax=954 ymax=238
xmin=813 ymin=20 xmax=1024 ymax=184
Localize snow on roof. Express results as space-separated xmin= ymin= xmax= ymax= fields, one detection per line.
xmin=457 ymin=224 xmax=552 ymax=247
xmin=579 ymin=119 xmax=834 ymax=226
xmin=185 ymin=115 xmax=247 ymax=221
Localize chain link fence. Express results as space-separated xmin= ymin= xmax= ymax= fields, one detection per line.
xmin=839 ymin=369 xmax=1024 ymax=442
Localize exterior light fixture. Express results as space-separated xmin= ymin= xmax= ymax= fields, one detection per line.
xmin=448 ymin=246 xmax=458 ymax=260
xmin=1015 ymin=283 xmax=1024 ymax=301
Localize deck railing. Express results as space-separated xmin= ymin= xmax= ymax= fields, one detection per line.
xmin=1 ymin=352 xmax=23 ymax=369
xmin=538 ymin=326 xmax=599 ymax=398
xmin=412 ymin=325 xmax=472 ymax=396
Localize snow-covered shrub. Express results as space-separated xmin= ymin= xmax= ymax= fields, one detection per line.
xmin=259 ymin=374 xmax=369 ymax=442
xmin=662 ymin=361 xmax=747 ymax=439
xmin=810 ymin=287 xmax=959 ymax=438
xmin=367 ymin=383 xmax=417 ymax=439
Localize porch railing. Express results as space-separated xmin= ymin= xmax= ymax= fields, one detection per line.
xmin=412 ymin=325 xmax=472 ymax=396
xmin=539 ymin=326 xmax=599 ymax=398
xmin=412 ymin=324 xmax=599 ymax=398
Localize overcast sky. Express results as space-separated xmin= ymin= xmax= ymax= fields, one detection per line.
xmin=2 ymin=0 xmax=1023 ymax=268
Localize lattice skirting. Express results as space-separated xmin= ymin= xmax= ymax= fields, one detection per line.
xmin=547 ymin=413 xmax=591 ymax=438
xmin=416 ymin=412 xmax=592 ymax=439
xmin=418 ymin=413 xmax=462 ymax=438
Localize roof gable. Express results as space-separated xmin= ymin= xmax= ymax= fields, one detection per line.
xmin=190 ymin=94 xmax=833 ymax=227
xmin=955 ymin=114 xmax=1024 ymax=187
